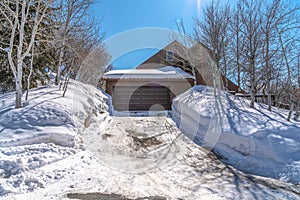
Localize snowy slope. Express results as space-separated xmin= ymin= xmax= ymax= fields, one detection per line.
xmin=0 ymin=80 xmax=111 ymax=195
xmin=172 ymin=85 xmax=300 ymax=184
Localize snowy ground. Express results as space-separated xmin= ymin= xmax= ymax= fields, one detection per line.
xmin=2 ymin=116 xmax=300 ymax=199
xmin=0 ymin=82 xmax=300 ymax=199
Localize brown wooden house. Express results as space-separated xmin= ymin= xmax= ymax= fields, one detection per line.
xmin=136 ymin=40 xmax=241 ymax=93
xmin=103 ymin=40 xmax=241 ymax=111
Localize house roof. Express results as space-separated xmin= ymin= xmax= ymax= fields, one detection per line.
xmin=103 ymin=66 xmax=195 ymax=80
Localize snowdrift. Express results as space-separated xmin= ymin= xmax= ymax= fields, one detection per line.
xmin=0 ymin=81 xmax=109 ymax=147
xmin=0 ymin=80 xmax=111 ymax=195
xmin=172 ymin=85 xmax=300 ymax=184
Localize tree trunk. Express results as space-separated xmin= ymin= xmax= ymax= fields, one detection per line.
xmin=277 ymin=27 xmax=294 ymax=121
xmin=15 ymin=0 xmax=26 ymax=108
xmin=250 ymin=59 xmax=255 ymax=108
xmin=25 ymin=66 xmax=32 ymax=101
xmin=237 ymin=61 xmax=241 ymax=92
xmin=235 ymin=4 xmax=241 ymax=93
xmin=15 ymin=62 xmax=23 ymax=108
xmin=297 ymin=53 xmax=300 ymax=88
xmin=62 ymin=76 xmax=70 ymax=97
xmin=62 ymin=75 xmax=68 ymax=91
xmin=26 ymin=46 xmax=34 ymax=101
xmin=250 ymin=89 xmax=255 ymax=108
xmin=267 ymin=81 xmax=272 ymax=110
xmin=222 ymin=49 xmax=228 ymax=90
xmin=265 ymin=32 xmax=272 ymax=111
xmin=294 ymin=103 xmax=300 ymax=121
xmin=56 ymin=45 xmax=65 ymax=85
xmin=287 ymin=102 xmax=294 ymax=121
xmin=192 ymin=66 xmax=197 ymax=86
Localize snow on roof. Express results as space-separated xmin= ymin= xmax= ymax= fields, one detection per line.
xmin=103 ymin=66 xmax=195 ymax=80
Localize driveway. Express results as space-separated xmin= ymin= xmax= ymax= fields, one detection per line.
xmin=80 ymin=116 xmax=300 ymax=200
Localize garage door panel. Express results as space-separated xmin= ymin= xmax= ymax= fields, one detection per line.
xmin=140 ymin=96 xmax=159 ymax=100
xmin=112 ymin=100 xmax=127 ymax=104
xmin=141 ymin=94 xmax=159 ymax=97
xmin=142 ymin=99 xmax=167 ymax=103
xmin=112 ymin=86 xmax=171 ymax=111
xmin=129 ymin=100 xmax=140 ymax=104
xmin=129 ymin=95 xmax=141 ymax=99
xmin=139 ymin=103 xmax=169 ymax=107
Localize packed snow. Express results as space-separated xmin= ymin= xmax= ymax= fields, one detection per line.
xmin=0 ymin=81 xmax=299 ymax=199
xmin=172 ymin=85 xmax=300 ymax=184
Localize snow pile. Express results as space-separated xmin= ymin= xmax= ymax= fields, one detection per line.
xmin=172 ymin=85 xmax=300 ymax=184
xmin=0 ymin=80 xmax=111 ymax=195
xmin=0 ymin=81 xmax=109 ymax=147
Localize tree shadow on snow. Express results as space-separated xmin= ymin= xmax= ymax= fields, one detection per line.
xmin=67 ymin=193 xmax=166 ymax=200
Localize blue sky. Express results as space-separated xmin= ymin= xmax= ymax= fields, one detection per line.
xmin=95 ymin=0 xmax=203 ymax=38
xmin=94 ymin=0 xmax=205 ymax=69
xmin=94 ymin=0 xmax=300 ymax=70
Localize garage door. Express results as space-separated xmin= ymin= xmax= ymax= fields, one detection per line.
xmin=112 ymin=86 xmax=171 ymax=111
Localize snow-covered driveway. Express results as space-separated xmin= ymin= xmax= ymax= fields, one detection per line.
xmin=77 ymin=116 xmax=300 ymax=200
xmin=2 ymin=115 xmax=299 ymax=199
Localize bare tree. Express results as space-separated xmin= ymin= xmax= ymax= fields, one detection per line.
xmin=194 ymin=0 xmax=299 ymax=116
xmin=76 ymin=44 xmax=111 ymax=86
xmin=194 ymin=0 xmax=231 ymax=76
xmin=229 ymin=2 xmax=246 ymax=92
xmin=260 ymin=0 xmax=299 ymax=111
xmin=169 ymin=20 xmax=197 ymax=86
xmin=277 ymin=29 xmax=297 ymax=121
xmin=238 ymin=0 xmax=265 ymax=108
xmin=0 ymin=0 xmax=51 ymax=108
xmin=270 ymin=0 xmax=299 ymax=120
xmin=53 ymin=0 xmax=99 ymax=85
xmin=260 ymin=0 xmax=279 ymax=111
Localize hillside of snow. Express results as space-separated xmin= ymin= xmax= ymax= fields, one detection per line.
xmin=172 ymin=85 xmax=300 ymax=184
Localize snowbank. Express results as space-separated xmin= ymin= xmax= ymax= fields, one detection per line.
xmin=0 ymin=81 xmax=109 ymax=147
xmin=0 ymin=80 xmax=111 ymax=195
xmin=172 ymin=85 xmax=300 ymax=184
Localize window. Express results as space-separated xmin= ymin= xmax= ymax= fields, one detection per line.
xmin=166 ymin=50 xmax=174 ymax=61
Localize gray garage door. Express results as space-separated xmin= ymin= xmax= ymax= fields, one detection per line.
xmin=112 ymin=86 xmax=171 ymax=111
